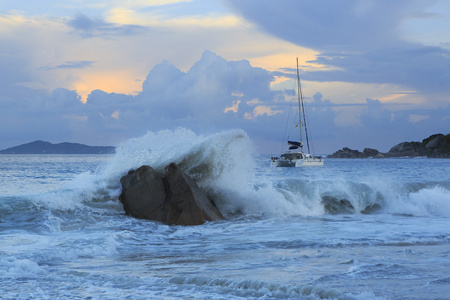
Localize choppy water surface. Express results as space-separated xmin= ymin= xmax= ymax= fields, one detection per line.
xmin=1 ymin=129 xmax=449 ymax=299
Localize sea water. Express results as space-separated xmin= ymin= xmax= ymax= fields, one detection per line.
xmin=1 ymin=128 xmax=449 ymax=299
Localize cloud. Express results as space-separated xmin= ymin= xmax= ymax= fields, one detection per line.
xmin=1 ymin=1 xmax=449 ymax=155
xmin=67 ymin=13 xmax=147 ymax=37
xmin=136 ymin=50 xmax=277 ymax=121
xmin=0 ymin=51 xmax=280 ymax=148
xmin=360 ymin=98 xmax=394 ymax=129
xmin=244 ymin=105 xmax=282 ymax=120
xmin=305 ymin=45 xmax=450 ymax=95
xmin=306 ymin=93 xmax=336 ymax=138
xmin=225 ymin=0 xmax=450 ymax=100
xmin=225 ymin=0 xmax=429 ymax=52
xmin=0 ymin=16 xmax=36 ymax=92
xmin=45 ymin=60 xmax=96 ymax=70
xmin=0 ymin=50 xmax=449 ymax=155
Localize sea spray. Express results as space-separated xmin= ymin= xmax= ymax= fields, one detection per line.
xmin=386 ymin=185 xmax=450 ymax=216
xmin=91 ymin=128 xmax=318 ymax=217
xmin=1 ymin=147 xmax=450 ymax=299
xmin=103 ymin=127 xmax=208 ymax=179
xmin=67 ymin=128 xmax=450 ymax=218
xmin=17 ymin=128 xmax=450 ymax=219
xmin=99 ymin=128 xmax=260 ymax=215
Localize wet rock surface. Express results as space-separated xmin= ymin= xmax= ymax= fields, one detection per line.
xmin=119 ymin=163 xmax=224 ymax=225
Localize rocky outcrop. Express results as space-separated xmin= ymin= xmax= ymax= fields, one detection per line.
xmin=119 ymin=163 xmax=224 ymax=226
xmin=425 ymin=134 xmax=445 ymax=149
xmin=328 ymin=133 xmax=450 ymax=158
xmin=423 ymin=134 xmax=450 ymax=158
xmin=327 ymin=147 xmax=368 ymax=158
xmin=384 ymin=141 xmax=426 ymax=158
xmin=363 ymin=148 xmax=383 ymax=158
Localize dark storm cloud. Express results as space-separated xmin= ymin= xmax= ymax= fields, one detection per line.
xmin=225 ymin=0 xmax=450 ymax=96
xmin=225 ymin=0 xmax=424 ymax=51
xmin=305 ymin=46 xmax=450 ymax=94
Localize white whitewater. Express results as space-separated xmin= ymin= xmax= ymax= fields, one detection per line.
xmin=1 ymin=128 xmax=449 ymax=299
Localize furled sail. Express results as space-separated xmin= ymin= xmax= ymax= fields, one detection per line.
xmin=288 ymin=141 xmax=303 ymax=149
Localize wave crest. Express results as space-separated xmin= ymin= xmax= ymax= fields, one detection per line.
xmin=19 ymin=128 xmax=450 ymax=219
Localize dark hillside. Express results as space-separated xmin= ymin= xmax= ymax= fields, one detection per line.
xmin=328 ymin=133 xmax=450 ymax=158
xmin=0 ymin=140 xmax=116 ymax=154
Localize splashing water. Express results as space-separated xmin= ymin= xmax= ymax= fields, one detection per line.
xmin=1 ymin=128 xmax=450 ymax=299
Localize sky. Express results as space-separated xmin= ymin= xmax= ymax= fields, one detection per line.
xmin=1 ymin=0 xmax=449 ymax=154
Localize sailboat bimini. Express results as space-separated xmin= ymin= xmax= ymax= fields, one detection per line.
xmin=270 ymin=58 xmax=324 ymax=167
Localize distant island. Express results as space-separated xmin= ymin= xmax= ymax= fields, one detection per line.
xmin=0 ymin=140 xmax=116 ymax=154
xmin=328 ymin=133 xmax=450 ymax=158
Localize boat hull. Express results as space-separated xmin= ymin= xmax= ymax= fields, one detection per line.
xmin=271 ymin=155 xmax=324 ymax=168
xmin=299 ymin=158 xmax=324 ymax=167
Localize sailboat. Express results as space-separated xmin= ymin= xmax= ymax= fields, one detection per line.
xmin=270 ymin=58 xmax=324 ymax=167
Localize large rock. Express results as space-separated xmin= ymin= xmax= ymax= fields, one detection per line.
xmin=388 ymin=142 xmax=414 ymax=154
xmin=423 ymin=134 xmax=450 ymax=157
xmin=119 ymin=166 xmax=167 ymax=222
xmin=425 ymin=134 xmax=445 ymax=149
xmin=119 ymin=163 xmax=224 ymax=225
xmin=328 ymin=133 xmax=450 ymax=159
xmin=386 ymin=141 xmax=425 ymax=157
xmin=329 ymin=147 xmax=384 ymax=158
xmin=328 ymin=147 xmax=368 ymax=158
xmin=363 ymin=148 xmax=382 ymax=158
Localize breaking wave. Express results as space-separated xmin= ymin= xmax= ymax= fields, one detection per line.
xmin=166 ymin=275 xmax=379 ymax=299
xmin=14 ymin=127 xmax=450 ymax=219
xmin=89 ymin=128 xmax=450 ymax=218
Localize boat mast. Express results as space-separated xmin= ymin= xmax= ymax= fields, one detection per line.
xmin=296 ymin=58 xmax=311 ymax=154
xmin=296 ymin=58 xmax=303 ymax=151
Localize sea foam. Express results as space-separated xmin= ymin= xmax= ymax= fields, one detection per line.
xmin=386 ymin=185 xmax=450 ymax=216
xmin=25 ymin=128 xmax=450 ymax=219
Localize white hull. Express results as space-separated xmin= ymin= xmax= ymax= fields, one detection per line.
xmin=299 ymin=157 xmax=324 ymax=167
xmin=271 ymin=152 xmax=323 ymax=168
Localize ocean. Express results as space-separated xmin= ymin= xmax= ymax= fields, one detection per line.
xmin=1 ymin=128 xmax=449 ymax=299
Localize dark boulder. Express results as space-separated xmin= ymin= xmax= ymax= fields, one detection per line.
xmin=165 ymin=162 xmax=225 ymax=225
xmin=321 ymin=196 xmax=381 ymax=214
xmin=119 ymin=163 xmax=224 ymax=226
xmin=119 ymin=166 xmax=167 ymax=222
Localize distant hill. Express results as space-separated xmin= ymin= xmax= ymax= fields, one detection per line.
xmin=328 ymin=133 xmax=450 ymax=158
xmin=0 ymin=140 xmax=116 ymax=154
